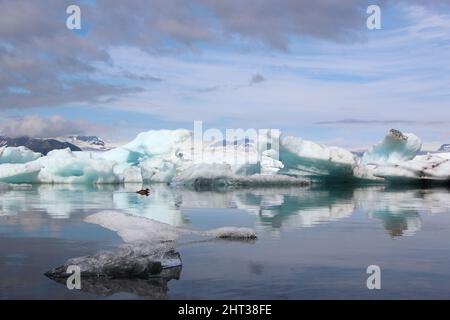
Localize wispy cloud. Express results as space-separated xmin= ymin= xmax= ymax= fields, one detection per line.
xmin=1 ymin=1 xmax=450 ymax=147
xmin=0 ymin=115 xmax=107 ymax=138
xmin=195 ymin=85 xmax=220 ymax=93
xmin=315 ymin=119 xmax=447 ymax=125
xmin=120 ymin=71 xmax=163 ymax=82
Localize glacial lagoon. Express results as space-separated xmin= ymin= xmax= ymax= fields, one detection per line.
xmin=1 ymin=184 xmax=450 ymax=299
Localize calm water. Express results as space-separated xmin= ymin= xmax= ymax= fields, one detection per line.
xmin=1 ymin=183 xmax=450 ymax=299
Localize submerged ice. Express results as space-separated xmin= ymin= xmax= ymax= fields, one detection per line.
xmin=0 ymin=128 xmax=449 ymax=184
xmin=45 ymin=209 xmax=256 ymax=281
xmin=85 ymin=210 xmax=257 ymax=242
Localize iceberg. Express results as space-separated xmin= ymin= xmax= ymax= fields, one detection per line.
xmin=0 ymin=128 xmax=448 ymax=185
xmin=0 ymin=146 xmax=41 ymax=164
xmin=45 ymin=243 xmax=180 ymax=279
xmin=279 ymin=136 xmax=358 ymax=178
xmin=46 ymin=264 xmax=180 ymax=298
xmin=36 ymin=149 xmax=119 ymax=184
xmin=373 ymin=153 xmax=450 ymax=182
xmin=361 ymin=129 xmax=422 ymax=165
xmin=0 ymin=162 xmax=42 ymax=183
xmin=172 ymin=163 xmax=307 ymax=187
xmin=46 ymin=209 xmax=256 ymax=284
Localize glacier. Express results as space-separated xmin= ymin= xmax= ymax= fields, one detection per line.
xmin=0 ymin=128 xmax=449 ymax=185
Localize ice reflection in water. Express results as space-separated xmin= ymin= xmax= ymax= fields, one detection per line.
xmin=2 ymin=184 xmax=450 ymax=298
xmin=1 ymin=184 xmax=450 ymax=238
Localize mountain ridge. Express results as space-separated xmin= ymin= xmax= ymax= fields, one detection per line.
xmin=0 ymin=136 xmax=81 ymax=155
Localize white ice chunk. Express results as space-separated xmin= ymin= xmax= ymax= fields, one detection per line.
xmin=100 ymin=129 xmax=192 ymax=165
xmin=204 ymin=227 xmax=257 ymax=240
xmin=0 ymin=162 xmax=42 ymax=183
xmin=0 ymin=146 xmax=41 ymax=164
xmin=123 ymin=129 xmax=192 ymax=157
xmin=0 ymin=127 xmax=442 ymax=184
xmin=361 ymin=129 xmax=422 ymax=165
xmin=260 ymin=149 xmax=284 ymax=175
xmin=373 ymin=153 xmax=450 ymax=182
xmin=279 ymin=136 xmax=357 ymax=177
xmin=139 ymin=158 xmax=177 ymax=182
xmin=121 ymin=166 xmax=143 ymax=184
xmin=173 ymin=163 xmax=307 ymax=187
xmin=37 ymin=148 xmax=119 ymax=184
xmin=172 ymin=163 xmax=235 ymax=186
xmin=85 ymin=210 xmax=181 ymax=243
xmin=85 ymin=210 xmax=257 ymax=243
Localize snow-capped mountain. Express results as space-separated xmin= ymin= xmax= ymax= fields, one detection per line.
xmin=438 ymin=144 xmax=450 ymax=152
xmin=0 ymin=136 xmax=81 ymax=155
xmin=62 ymin=135 xmax=110 ymax=151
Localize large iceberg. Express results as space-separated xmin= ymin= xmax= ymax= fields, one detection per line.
xmin=0 ymin=128 xmax=448 ymax=185
xmin=0 ymin=146 xmax=41 ymax=164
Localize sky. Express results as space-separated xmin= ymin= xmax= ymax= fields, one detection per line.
xmin=1 ymin=0 xmax=450 ymax=150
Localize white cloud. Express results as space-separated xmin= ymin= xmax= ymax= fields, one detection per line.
xmin=0 ymin=115 xmax=104 ymax=138
xmin=87 ymin=4 xmax=450 ymax=149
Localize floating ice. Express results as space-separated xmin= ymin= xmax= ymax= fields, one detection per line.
xmin=45 ymin=243 xmax=180 ymax=279
xmin=139 ymin=158 xmax=177 ymax=182
xmin=45 ymin=210 xmax=256 ymax=282
xmin=361 ymin=129 xmax=422 ymax=165
xmin=37 ymin=148 xmax=119 ymax=184
xmin=46 ymin=262 xmax=180 ymax=298
xmin=85 ymin=210 xmax=184 ymax=243
xmin=0 ymin=128 xmax=448 ymax=184
xmin=260 ymin=149 xmax=284 ymax=175
xmin=45 ymin=266 xmax=181 ymax=300
xmin=0 ymin=162 xmax=42 ymax=183
xmin=0 ymin=146 xmax=41 ymax=164
xmin=373 ymin=153 xmax=450 ymax=182
xmin=205 ymin=227 xmax=258 ymax=240
xmin=172 ymin=163 xmax=307 ymax=188
xmin=279 ymin=136 xmax=357 ymax=178
xmin=85 ymin=210 xmax=257 ymax=242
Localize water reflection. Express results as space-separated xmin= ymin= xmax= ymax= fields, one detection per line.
xmin=48 ymin=265 xmax=181 ymax=299
xmin=1 ymin=184 xmax=450 ymax=237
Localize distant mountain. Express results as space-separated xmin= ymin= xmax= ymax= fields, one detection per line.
xmin=63 ymin=135 xmax=109 ymax=151
xmin=0 ymin=136 xmax=81 ymax=155
xmin=438 ymin=144 xmax=450 ymax=152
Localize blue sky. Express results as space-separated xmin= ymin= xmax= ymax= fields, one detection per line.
xmin=1 ymin=1 xmax=450 ymax=149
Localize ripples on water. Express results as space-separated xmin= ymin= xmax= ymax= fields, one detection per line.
xmin=1 ymin=184 xmax=450 ymax=299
